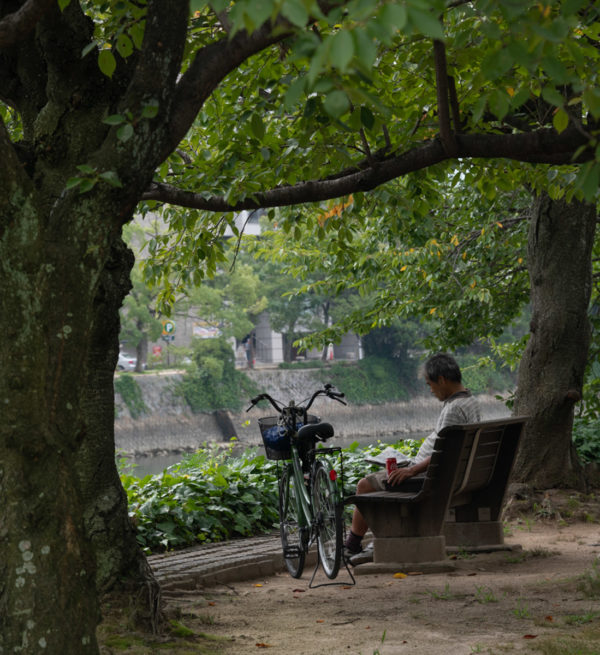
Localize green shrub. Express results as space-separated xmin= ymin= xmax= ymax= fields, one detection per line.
xmin=573 ymin=418 xmax=600 ymax=463
xmin=176 ymin=337 xmax=259 ymax=412
xmin=458 ymin=353 xmax=516 ymax=394
xmin=121 ymin=444 xmax=280 ymax=552
xmin=278 ymin=360 xmax=326 ymax=370
xmin=320 ymin=356 xmax=415 ymax=405
xmin=114 ymin=374 xmax=148 ymax=419
xmin=121 ymin=438 xmax=425 ymax=553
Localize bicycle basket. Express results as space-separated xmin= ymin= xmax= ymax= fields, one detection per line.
xmin=258 ymin=414 xmax=319 ymax=460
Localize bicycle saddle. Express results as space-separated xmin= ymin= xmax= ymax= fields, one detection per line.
xmin=297 ymin=422 xmax=334 ymax=442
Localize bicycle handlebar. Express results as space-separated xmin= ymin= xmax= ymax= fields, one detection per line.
xmin=246 ymin=384 xmax=346 ymax=414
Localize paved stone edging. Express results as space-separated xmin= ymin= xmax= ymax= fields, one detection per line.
xmin=149 ymin=534 xmax=318 ymax=591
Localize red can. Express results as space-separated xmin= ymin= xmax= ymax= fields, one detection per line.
xmin=386 ymin=457 xmax=398 ymax=475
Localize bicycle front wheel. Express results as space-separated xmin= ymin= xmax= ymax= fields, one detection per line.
xmin=311 ymin=460 xmax=343 ymax=579
xmin=279 ymin=464 xmax=306 ymax=578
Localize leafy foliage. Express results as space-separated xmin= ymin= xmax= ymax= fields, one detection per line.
xmin=121 ymin=427 xmax=600 ymax=554
xmin=141 ymin=0 xmax=600 ymax=307
xmin=114 ymin=374 xmax=148 ymax=419
xmin=572 ymin=418 xmax=600 ymax=464
xmin=119 ymin=270 xmax=163 ymax=368
xmin=457 ymin=352 xmax=518 ymax=395
xmin=176 ymin=337 xmax=259 ymax=412
xmin=121 ymin=439 xmax=423 ymax=553
xmin=320 ymin=356 xmax=417 ymax=405
xmin=121 ymin=444 xmax=280 ymax=552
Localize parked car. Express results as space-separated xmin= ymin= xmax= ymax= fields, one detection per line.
xmin=117 ymin=352 xmax=137 ymax=371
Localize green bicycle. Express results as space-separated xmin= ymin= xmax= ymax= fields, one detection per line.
xmin=247 ymin=384 xmax=348 ymax=581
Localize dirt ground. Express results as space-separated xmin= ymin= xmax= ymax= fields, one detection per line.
xmin=99 ymin=491 xmax=600 ymax=655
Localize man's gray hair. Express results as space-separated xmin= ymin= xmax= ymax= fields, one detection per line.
xmin=424 ymin=352 xmax=462 ymax=383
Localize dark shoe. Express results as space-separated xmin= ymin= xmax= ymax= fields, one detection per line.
xmin=343 ymin=545 xmax=361 ymax=562
xmin=350 ymin=542 xmax=374 ymax=566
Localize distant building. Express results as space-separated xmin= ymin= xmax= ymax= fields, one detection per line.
xmin=133 ymin=209 xmax=361 ymax=367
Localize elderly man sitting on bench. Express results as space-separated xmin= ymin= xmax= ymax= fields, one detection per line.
xmin=344 ymin=352 xmax=482 ymax=565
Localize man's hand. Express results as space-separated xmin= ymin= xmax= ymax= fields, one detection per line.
xmin=386 ymin=456 xmax=431 ymax=487
xmin=386 ymin=466 xmax=415 ymax=486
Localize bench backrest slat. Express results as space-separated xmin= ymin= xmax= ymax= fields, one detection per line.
xmin=417 ymin=420 xmax=524 ymax=503
xmin=453 ymin=426 xmax=506 ymax=496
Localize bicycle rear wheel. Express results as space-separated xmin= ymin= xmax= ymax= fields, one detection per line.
xmin=279 ymin=464 xmax=306 ymax=578
xmin=311 ymin=460 xmax=343 ymax=579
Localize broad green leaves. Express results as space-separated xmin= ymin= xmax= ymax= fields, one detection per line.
xmin=98 ymin=48 xmax=116 ymax=78
xmin=66 ymin=164 xmax=123 ymax=193
xmin=81 ymin=0 xmax=148 ymax=77
xmin=244 ymin=162 xmax=532 ymax=356
xmin=62 ymin=1 xmax=600 ymax=345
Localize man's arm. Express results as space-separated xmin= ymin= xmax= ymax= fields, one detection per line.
xmin=386 ymin=456 xmax=431 ymax=486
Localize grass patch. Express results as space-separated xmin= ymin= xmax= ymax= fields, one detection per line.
xmin=577 ymin=558 xmax=600 ymax=598
xmin=512 ymin=598 xmax=531 ymax=619
xmin=532 ymin=626 xmax=600 ymax=655
xmin=425 ymin=583 xmax=454 ymax=600
xmin=98 ymin=595 xmax=231 ymax=654
xmin=474 ymin=585 xmax=499 ymax=604
xmin=504 ymin=547 xmax=554 ymax=564
xmin=563 ymin=611 xmax=599 ymax=626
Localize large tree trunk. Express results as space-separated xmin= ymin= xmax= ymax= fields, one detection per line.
xmin=513 ymin=194 xmax=597 ymax=489
xmin=78 ymin=235 xmax=161 ymax=628
xmin=0 ymin=1 xmax=189 ymax=649
xmin=79 ymin=237 xmax=157 ymax=576
xmin=0 ymin=198 xmax=160 ymax=653
xmin=0 ymin=199 xmax=106 ymax=652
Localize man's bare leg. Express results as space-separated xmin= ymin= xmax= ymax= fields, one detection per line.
xmin=345 ymin=477 xmax=375 ymax=554
xmin=350 ymin=477 xmax=375 ymax=536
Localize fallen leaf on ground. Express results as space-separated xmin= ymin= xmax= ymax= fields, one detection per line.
xmin=393 ymin=572 xmax=407 ymax=579
xmin=253 ymin=584 xmax=263 ymax=587
xmin=207 ymin=602 xmax=215 ymax=606
xmin=255 ymin=643 xmax=273 ymax=648
xmin=316 ymin=620 xmax=324 ymax=623
xmin=292 ymin=589 xmax=305 ymax=593
xmin=523 ymin=635 xmax=537 ymax=639
xmin=545 ymin=616 xmax=553 ymax=622
xmin=407 ymin=572 xmax=423 ymax=576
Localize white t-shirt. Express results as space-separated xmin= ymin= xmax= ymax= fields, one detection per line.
xmin=413 ymin=390 xmax=481 ymax=464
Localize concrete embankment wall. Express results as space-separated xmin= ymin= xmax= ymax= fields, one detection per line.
xmin=114 ymin=369 xmax=511 ymax=456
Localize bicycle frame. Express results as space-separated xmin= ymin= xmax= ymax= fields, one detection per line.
xmin=285 ymin=438 xmax=341 ymax=537
xmin=248 ymin=385 xmax=354 ymax=586
xmin=288 ymin=445 xmax=312 ymax=528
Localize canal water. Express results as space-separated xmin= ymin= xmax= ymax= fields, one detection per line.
xmin=127 ymin=430 xmax=430 ymax=477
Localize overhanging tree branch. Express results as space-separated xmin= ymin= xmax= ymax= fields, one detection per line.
xmin=433 ymin=39 xmax=458 ymax=156
xmin=166 ymin=1 xmax=351 ymax=159
xmin=142 ymin=127 xmax=591 ymax=212
xmin=166 ymin=24 xmax=292 ymax=158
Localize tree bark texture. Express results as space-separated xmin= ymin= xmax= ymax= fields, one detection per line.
xmin=77 ymin=234 xmax=161 ymax=629
xmin=513 ymin=194 xmax=597 ymax=489
xmin=77 ymin=236 xmax=143 ymax=591
xmin=0 ymin=2 xmax=189 ymax=651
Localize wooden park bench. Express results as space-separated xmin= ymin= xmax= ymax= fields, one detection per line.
xmin=345 ymin=416 xmax=527 ymax=572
